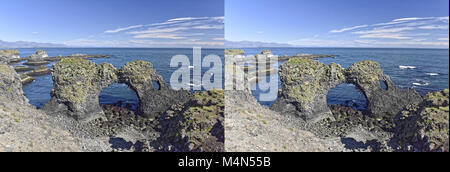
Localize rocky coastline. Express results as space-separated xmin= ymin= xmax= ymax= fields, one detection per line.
xmin=1 ymin=49 xmax=224 ymax=152
xmin=0 ymin=48 xmax=448 ymax=152
xmin=225 ymin=49 xmax=448 ymax=152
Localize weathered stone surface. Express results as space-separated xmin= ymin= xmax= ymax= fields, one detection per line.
xmin=272 ymin=58 xmax=422 ymax=123
xmin=28 ymin=50 xmax=48 ymax=62
xmin=20 ymin=74 xmax=35 ymax=85
xmin=118 ymin=60 xmax=190 ymax=118
xmin=392 ymin=89 xmax=449 ymax=152
xmin=43 ymin=58 xmax=190 ymax=121
xmin=346 ymin=61 xmax=422 ymax=118
xmin=42 ymin=58 xmax=118 ymax=121
xmin=14 ymin=66 xmax=33 ymax=72
xmin=157 ymin=89 xmax=224 ymax=152
xmin=0 ymin=49 xmax=20 ymax=64
xmin=272 ymin=58 xmax=346 ymax=122
xmin=26 ymin=66 xmax=51 ymax=76
xmin=0 ymin=64 xmax=28 ymax=104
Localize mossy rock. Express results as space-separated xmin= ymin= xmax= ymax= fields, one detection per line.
xmin=394 ymin=89 xmax=449 ymax=152
xmin=225 ymin=49 xmax=245 ymax=56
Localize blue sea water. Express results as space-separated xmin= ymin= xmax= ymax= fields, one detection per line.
xmin=14 ymin=48 xmax=224 ymax=108
xmin=243 ymin=48 xmax=449 ymax=109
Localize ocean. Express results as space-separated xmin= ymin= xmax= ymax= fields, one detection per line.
xmin=14 ymin=48 xmax=224 ymax=109
xmin=243 ymin=48 xmax=449 ymax=109
xmin=12 ymin=48 xmax=449 ymax=110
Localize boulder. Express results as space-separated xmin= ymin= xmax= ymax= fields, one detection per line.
xmin=392 ymin=89 xmax=449 ymax=152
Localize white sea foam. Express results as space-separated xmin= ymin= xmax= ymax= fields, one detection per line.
xmin=412 ymin=82 xmax=430 ymax=86
xmin=399 ymin=65 xmax=416 ymax=69
xmin=425 ymin=73 xmax=439 ymax=76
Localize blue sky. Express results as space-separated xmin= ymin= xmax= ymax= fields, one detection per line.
xmin=0 ymin=0 xmax=224 ymax=48
xmin=226 ymin=0 xmax=449 ymax=48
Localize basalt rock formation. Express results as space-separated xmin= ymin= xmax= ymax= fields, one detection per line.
xmin=157 ymin=89 xmax=224 ymax=152
xmin=392 ymin=89 xmax=449 ymax=152
xmin=272 ymin=58 xmax=422 ymax=122
xmin=42 ymin=58 xmax=190 ymax=122
xmin=0 ymin=65 xmax=29 ymax=104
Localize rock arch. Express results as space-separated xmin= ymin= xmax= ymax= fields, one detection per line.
xmin=42 ymin=58 xmax=190 ymax=122
xmin=271 ymin=58 xmax=422 ymax=123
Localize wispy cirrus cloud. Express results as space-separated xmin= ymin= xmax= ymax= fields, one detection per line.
xmin=104 ymin=25 xmax=144 ymax=33
xmin=69 ymin=16 xmax=224 ymax=48
xmin=330 ymin=25 xmax=369 ymax=33
xmin=318 ymin=16 xmax=450 ymax=48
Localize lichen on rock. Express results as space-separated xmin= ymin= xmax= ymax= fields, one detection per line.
xmin=42 ymin=58 xmax=118 ymax=121
xmin=158 ymin=89 xmax=224 ymax=152
xmin=272 ymin=58 xmax=422 ymax=123
xmin=272 ymin=58 xmax=346 ymax=122
xmin=392 ymin=89 xmax=449 ymax=152
xmin=0 ymin=64 xmax=28 ymax=104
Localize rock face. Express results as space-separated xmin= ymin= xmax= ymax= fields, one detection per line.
xmin=42 ymin=58 xmax=189 ymax=121
xmin=272 ymin=58 xmax=422 ymax=122
xmin=42 ymin=58 xmax=118 ymax=121
xmin=0 ymin=65 xmax=28 ymax=104
xmin=118 ymin=61 xmax=190 ymax=118
xmin=392 ymin=89 xmax=449 ymax=152
xmin=0 ymin=49 xmax=20 ymax=64
xmin=272 ymin=58 xmax=346 ymax=122
xmin=29 ymin=50 xmax=48 ymax=62
xmin=158 ymin=90 xmax=224 ymax=152
xmin=346 ymin=61 xmax=422 ymax=118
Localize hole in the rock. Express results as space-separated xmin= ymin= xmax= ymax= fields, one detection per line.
xmin=152 ymin=80 xmax=160 ymax=91
xmin=327 ymin=83 xmax=367 ymax=110
xmin=380 ymin=80 xmax=388 ymax=91
xmin=99 ymin=83 xmax=139 ymax=110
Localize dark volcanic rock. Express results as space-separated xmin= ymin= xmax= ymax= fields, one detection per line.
xmin=118 ymin=60 xmax=191 ymax=118
xmin=346 ymin=61 xmax=423 ymax=118
xmin=43 ymin=58 xmax=190 ymax=122
xmin=272 ymin=58 xmax=423 ymax=123
xmin=156 ymin=89 xmax=224 ymax=152
xmin=392 ymin=89 xmax=449 ymax=152
xmin=42 ymin=58 xmax=118 ymax=121
xmin=271 ymin=58 xmax=346 ymax=122
xmin=0 ymin=64 xmax=28 ymax=104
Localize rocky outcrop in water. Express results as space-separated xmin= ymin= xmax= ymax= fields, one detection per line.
xmin=272 ymin=58 xmax=346 ymax=122
xmin=272 ymin=58 xmax=423 ymax=123
xmin=392 ymin=89 xmax=449 ymax=152
xmin=346 ymin=61 xmax=423 ymax=118
xmin=0 ymin=49 xmax=20 ymax=64
xmin=42 ymin=58 xmax=190 ymax=122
